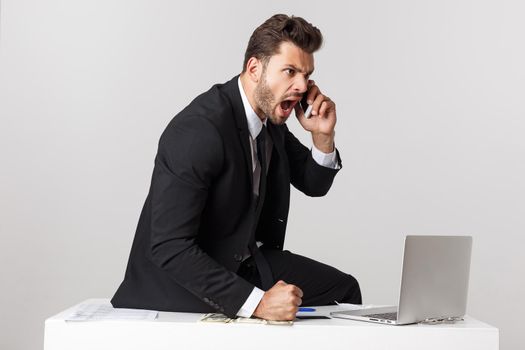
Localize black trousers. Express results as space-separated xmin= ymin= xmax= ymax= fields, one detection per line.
xmin=237 ymin=248 xmax=362 ymax=306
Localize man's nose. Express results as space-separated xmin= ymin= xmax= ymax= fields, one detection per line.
xmin=293 ymin=76 xmax=309 ymax=94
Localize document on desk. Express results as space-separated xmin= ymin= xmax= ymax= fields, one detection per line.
xmin=65 ymin=303 xmax=158 ymax=321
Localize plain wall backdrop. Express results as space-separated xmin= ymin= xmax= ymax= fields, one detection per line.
xmin=1 ymin=0 xmax=524 ymax=349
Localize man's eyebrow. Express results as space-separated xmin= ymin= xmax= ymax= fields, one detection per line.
xmin=285 ymin=64 xmax=314 ymax=76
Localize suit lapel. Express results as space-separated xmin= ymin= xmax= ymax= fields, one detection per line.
xmin=221 ymin=75 xmax=253 ymax=189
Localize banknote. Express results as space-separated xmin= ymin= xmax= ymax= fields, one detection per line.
xmin=233 ymin=317 xmax=267 ymax=324
xmin=199 ymin=313 xmax=232 ymax=323
xmin=266 ymin=320 xmax=294 ymax=326
xmin=199 ymin=313 xmax=293 ymax=326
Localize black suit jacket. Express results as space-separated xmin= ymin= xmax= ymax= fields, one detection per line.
xmin=111 ymin=76 xmax=341 ymax=317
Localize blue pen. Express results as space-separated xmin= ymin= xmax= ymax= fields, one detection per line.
xmin=298 ymin=307 xmax=316 ymax=312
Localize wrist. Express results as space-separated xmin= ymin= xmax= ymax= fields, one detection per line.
xmin=253 ymin=294 xmax=266 ymax=318
xmin=312 ymin=131 xmax=335 ymax=153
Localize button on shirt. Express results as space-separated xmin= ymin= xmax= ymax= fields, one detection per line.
xmin=236 ymin=77 xmax=340 ymax=317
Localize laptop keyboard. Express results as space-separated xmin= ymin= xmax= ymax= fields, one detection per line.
xmin=364 ymin=312 xmax=398 ymax=320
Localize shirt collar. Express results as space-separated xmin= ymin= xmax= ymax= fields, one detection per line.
xmin=238 ymin=77 xmax=266 ymax=140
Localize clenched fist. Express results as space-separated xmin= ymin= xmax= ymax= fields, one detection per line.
xmin=253 ymin=280 xmax=303 ymax=321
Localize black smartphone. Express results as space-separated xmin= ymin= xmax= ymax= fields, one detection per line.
xmin=300 ymin=91 xmax=313 ymax=118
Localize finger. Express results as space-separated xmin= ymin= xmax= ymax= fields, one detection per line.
xmin=306 ymin=85 xmax=320 ymax=105
xmin=285 ymin=311 xmax=296 ymax=321
xmin=291 ymin=286 xmax=304 ymax=298
xmin=288 ymin=293 xmax=300 ymax=305
xmin=288 ymin=300 xmax=300 ymax=314
xmin=289 ymin=294 xmax=302 ymax=306
xmin=311 ymin=93 xmax=327 ymax=116
xmin=277 ymin=280 xmax=287 ymax=286
xmin=318 ymin=100 xmax=333 ymax=118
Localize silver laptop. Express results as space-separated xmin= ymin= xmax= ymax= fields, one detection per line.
xmin=331 ymin=235 xmax=472 ymax=325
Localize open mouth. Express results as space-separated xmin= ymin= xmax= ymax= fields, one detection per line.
xmin=279 ymin=99 xmax=299 ymax=117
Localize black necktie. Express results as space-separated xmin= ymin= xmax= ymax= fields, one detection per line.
xmin=249 ymin=124 xmax=273 ymax=290
xmin=256 ymin=125 xmax=267 ymax=201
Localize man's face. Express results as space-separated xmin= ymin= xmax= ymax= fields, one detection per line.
xmin=254 ymin=42 xmax=314 ymax=125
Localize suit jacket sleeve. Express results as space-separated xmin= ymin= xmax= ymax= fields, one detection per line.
xmin=149 ymin=115 xmax=253 ymax=317
xmin=284 ymin=125 xmax=342 ymax=196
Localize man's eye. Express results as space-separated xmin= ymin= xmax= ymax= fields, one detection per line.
xmin=285 ymin=69 xmax=295 ymax=76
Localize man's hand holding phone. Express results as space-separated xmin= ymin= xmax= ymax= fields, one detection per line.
xmin=294 ymin=80 xmax=337 ymax=153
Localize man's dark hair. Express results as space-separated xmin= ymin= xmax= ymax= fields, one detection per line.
xmin=242 ymin=14 xmax=323 ymax=72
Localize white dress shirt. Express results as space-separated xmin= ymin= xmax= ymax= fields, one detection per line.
xmin=236 ymin=77 xmax=339 ymax=317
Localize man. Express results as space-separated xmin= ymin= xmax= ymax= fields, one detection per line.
xmin=111 ymin=14 xmax=361 ymax=321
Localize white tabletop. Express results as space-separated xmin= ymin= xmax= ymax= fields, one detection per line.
xmin=44 ymin=299 xmax=499 ymax=350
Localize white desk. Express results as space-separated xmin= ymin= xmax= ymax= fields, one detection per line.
xmin=44 ymin=299 xmax=499 ymax=350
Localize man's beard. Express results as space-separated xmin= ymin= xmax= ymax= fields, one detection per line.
xmin=254 ymin=73 xmax=285 ymax=125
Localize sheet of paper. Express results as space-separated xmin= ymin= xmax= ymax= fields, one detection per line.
xmin=65 ymin=303 xmax=158 ymax=321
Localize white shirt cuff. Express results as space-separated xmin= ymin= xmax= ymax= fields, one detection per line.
xmin=311 ymin=144 xmax=340 ymax=169
xmin=236 ymin=287 xmax=265 ymax=318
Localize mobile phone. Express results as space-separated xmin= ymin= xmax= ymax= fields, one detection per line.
xmin=300 ymin=92 xmax=313 ymax=119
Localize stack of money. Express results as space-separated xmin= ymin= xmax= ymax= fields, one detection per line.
xmin=199 ymin=313 xmax=233 ymax=323
xmin=199 ymin=313 xmax=293 ymax=326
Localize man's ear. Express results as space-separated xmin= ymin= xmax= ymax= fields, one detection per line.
xmin=245 ymin=57 xmax=263 ymax=83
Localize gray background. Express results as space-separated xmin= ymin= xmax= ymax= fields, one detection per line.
xmin=1 ymin=0 xmax=523 ymax=349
